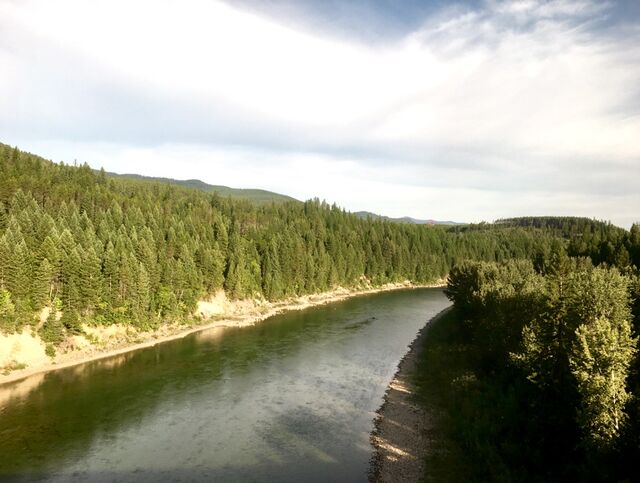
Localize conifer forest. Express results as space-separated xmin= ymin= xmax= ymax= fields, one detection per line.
xmin=2 ymin=143 xmax=640 ymax=480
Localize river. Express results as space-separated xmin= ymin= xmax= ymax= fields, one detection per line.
xmin=0 ymin=288 xmax=450 ymax=482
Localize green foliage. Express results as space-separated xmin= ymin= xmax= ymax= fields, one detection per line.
xmin=444 ymin=255 xmax=640 ymax=480
xmin=40 ymin=311 xmax=65 ymax=345
xmin=0 ymin=288 xmax=15 ymax=317
xmin=0 ymin=143 xmax=566 ymax=340
xmin=60 ymin=310 xmax=82 ymax=334
xmin=517 ymin=266 xmax=636 ymax=448
xmin=0 ymin=288 xmax=16 ymax=332
xmin=2 ymin=360 xmax=27 ymax=376
xmin=45 ymin=343 xmax=56 ymax=358
xmin=104 ymin=172 xmax=298 ymax=204
xmin=3 ymin=137 xmax=638 ymax=423
xmin=445 ymin=259 xmax=546 ymax=371
xmin=570 ymin=316 xmax=636 ymax=447
xmin=413 ymin=309 xmax=551 ymax=481
xmin=495 ymin=216 xmax=640 ymax=270
xmin=33 ymin=258 xmax=53 ymax=308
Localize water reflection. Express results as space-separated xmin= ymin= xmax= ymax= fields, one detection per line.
xmin=0 ymin=373 xmax=45 ymax=409
xmin=0 ymin=288 xmax=450 ymax=482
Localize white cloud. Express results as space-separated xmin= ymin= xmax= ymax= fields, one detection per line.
xmin=0 ymin=0 xmax=639 ymax=226
xmin=489 ymin=0 xmax=609 ymax=19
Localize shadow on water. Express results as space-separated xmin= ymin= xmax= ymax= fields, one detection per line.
xmin=2 ymin=465 xmax=354 ymax=483
xmin=343 ymin=316 xmax=377 ymax=331
xmin=0 ymin=288 xmax=450 ymax=482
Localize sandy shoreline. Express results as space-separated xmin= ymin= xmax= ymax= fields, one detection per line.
xmin=0 ymin=281 xmax=445 ymax=387
xmin=369 ymin=307 xmax=451 ymax=483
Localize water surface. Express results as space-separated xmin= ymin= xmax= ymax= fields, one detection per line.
xmin=0 ymin=288 xmax=449 ymax=482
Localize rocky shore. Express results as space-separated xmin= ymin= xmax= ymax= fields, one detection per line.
xmin=370 ymin=308 xmax=450 ymax=482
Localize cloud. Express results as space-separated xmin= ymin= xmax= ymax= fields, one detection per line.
xmin=0 ymin=0 xmax=638 ymax=226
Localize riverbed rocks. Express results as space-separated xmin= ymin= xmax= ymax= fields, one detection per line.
xmin=370 ymin=326 xmax=434 ymax=482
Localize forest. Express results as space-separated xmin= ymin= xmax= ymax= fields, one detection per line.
xmin=0 ymin=143 xmax=561 ymax=349
xmin=2 ymin=143 xmax=640 ymax=479
xmin=435 ymin=240 xmax=640 ymax=480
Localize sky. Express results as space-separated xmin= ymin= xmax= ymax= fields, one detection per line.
xmin=1 ymin=0 xmax=639 ymax=226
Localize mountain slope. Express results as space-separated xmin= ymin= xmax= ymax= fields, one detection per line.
xmin=103 ymin=171 xmax=299 ymax=204
xmin=354 ymin=211 xmax=462 ymax=225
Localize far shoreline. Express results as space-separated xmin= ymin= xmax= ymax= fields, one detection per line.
xmin=0 ymin=281 xmax=445 ymax=388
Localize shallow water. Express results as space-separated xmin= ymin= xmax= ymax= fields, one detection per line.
xmin=0 ymin=288 xmax=450 ymax=482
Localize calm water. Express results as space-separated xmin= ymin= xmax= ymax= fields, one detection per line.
xmin=0 ymin=288 xmax=449 ymax=482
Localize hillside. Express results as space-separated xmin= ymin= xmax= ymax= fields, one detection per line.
xmin=354 ymin=211 xmax=462 ymax=225
xmin=0 ymin=143 xmax=564 ymax=346
xmin=495 ymin=216 xmax=624 ymax=235
xmin=103 ymin=171 xmax=299 ymax=204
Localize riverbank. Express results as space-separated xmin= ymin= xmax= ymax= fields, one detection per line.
xmin=369 ymin=307 xmax=451 ymax=483
xmin=0 ymin=280 xmax=445 ymax=386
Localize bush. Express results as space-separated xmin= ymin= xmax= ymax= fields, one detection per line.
xmin=40 ymin=311 xmax=65 ymax=344
xmin=60 ymin=310 xmax=82 ymax=334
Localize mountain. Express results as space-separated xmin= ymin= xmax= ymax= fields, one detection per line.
xmin=1 ymin=141 xmax=560 ymax=341
xmin=354 ymin=211 xmax=463 ymax=225
xmin=103 ymin=171 xmax=299 ymax=204
xmin=104 ymin=174 xmax=462 ymax=222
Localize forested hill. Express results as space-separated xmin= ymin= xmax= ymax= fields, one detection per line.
xmin=454 ymin=216 xmax=639 ymax=268
xmin=103 ymin=171 xmax=298 ymax=204
xmin=495 ymin=216 xmax=625 ymax=237
xmin=354 ymin=211 xmax=462 ymax=225
xmin=0 ymin=142 xmax=633 ymax=347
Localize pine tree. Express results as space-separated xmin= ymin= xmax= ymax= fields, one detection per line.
xmin=80 ymin=246 xmax=102 ymax=311
xmin=33 ymin=258 xmax=54 ymax=308
xmin=11 ymin=240 xmax=32 ymax=304
xmin=0 ymin=201 xmax=7 ymax=231
xmin=0 ymin=236 xmax=11 ymax=289
xmin=262 ymin=238 xmax=283 ymax=300
xmin=103 ymin=241 xmax=118 ymax=304
xmin=61 ymin=247 xmax=82 ymax=312
xmin=60 ymin=309 xmax=81 ymax=334
xmin=0 ymin=288 xmax=16 ymax=332
xmin=40 ymin=310 xmax=65 ymax=344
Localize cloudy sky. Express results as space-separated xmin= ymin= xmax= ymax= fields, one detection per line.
xmin=1 ymin=0 xmax=639 ymax=226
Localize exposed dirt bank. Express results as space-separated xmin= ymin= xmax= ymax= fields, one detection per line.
xmin=370 ymin=308 xmax=451 ymax=483
xmin=0 ymin=281 xmax=445 ymax=387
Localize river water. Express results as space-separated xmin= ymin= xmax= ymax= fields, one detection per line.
xmin=0 ymin=288 xmax=450 ymax=482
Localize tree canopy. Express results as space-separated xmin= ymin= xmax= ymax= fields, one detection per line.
xmin=1 ymin=143 xmax=564 ymax=339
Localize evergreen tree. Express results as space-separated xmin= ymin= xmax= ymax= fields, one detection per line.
xmin=33 ymin=258 xmax=54 ymax=308
xmin=11 ymin=240 xmax=32 ymax=303
xmin=0 ymin=288 xmax=16 ymax=332
xmin=40 ymin=310 xmax=65 ymax=344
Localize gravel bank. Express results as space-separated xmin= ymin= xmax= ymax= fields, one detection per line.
xmin=370 ymin=308 xmax=450 ymax=482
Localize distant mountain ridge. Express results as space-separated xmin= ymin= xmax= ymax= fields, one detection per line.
xmin=102 ymin=171 xmax=299 ymax=204
xmin=103 ymin=171 xmax=458 ymax=224
xmin=354 ymin=211 xmax=463 ymax=226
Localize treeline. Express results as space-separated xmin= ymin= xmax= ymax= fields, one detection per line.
xmin=444 ymin=251 xmax=640 ymax=480
xmin=0 ymin=143 xmax=559 ymax=346
xmin=497 ymin=216 xmax=640 ymax=267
